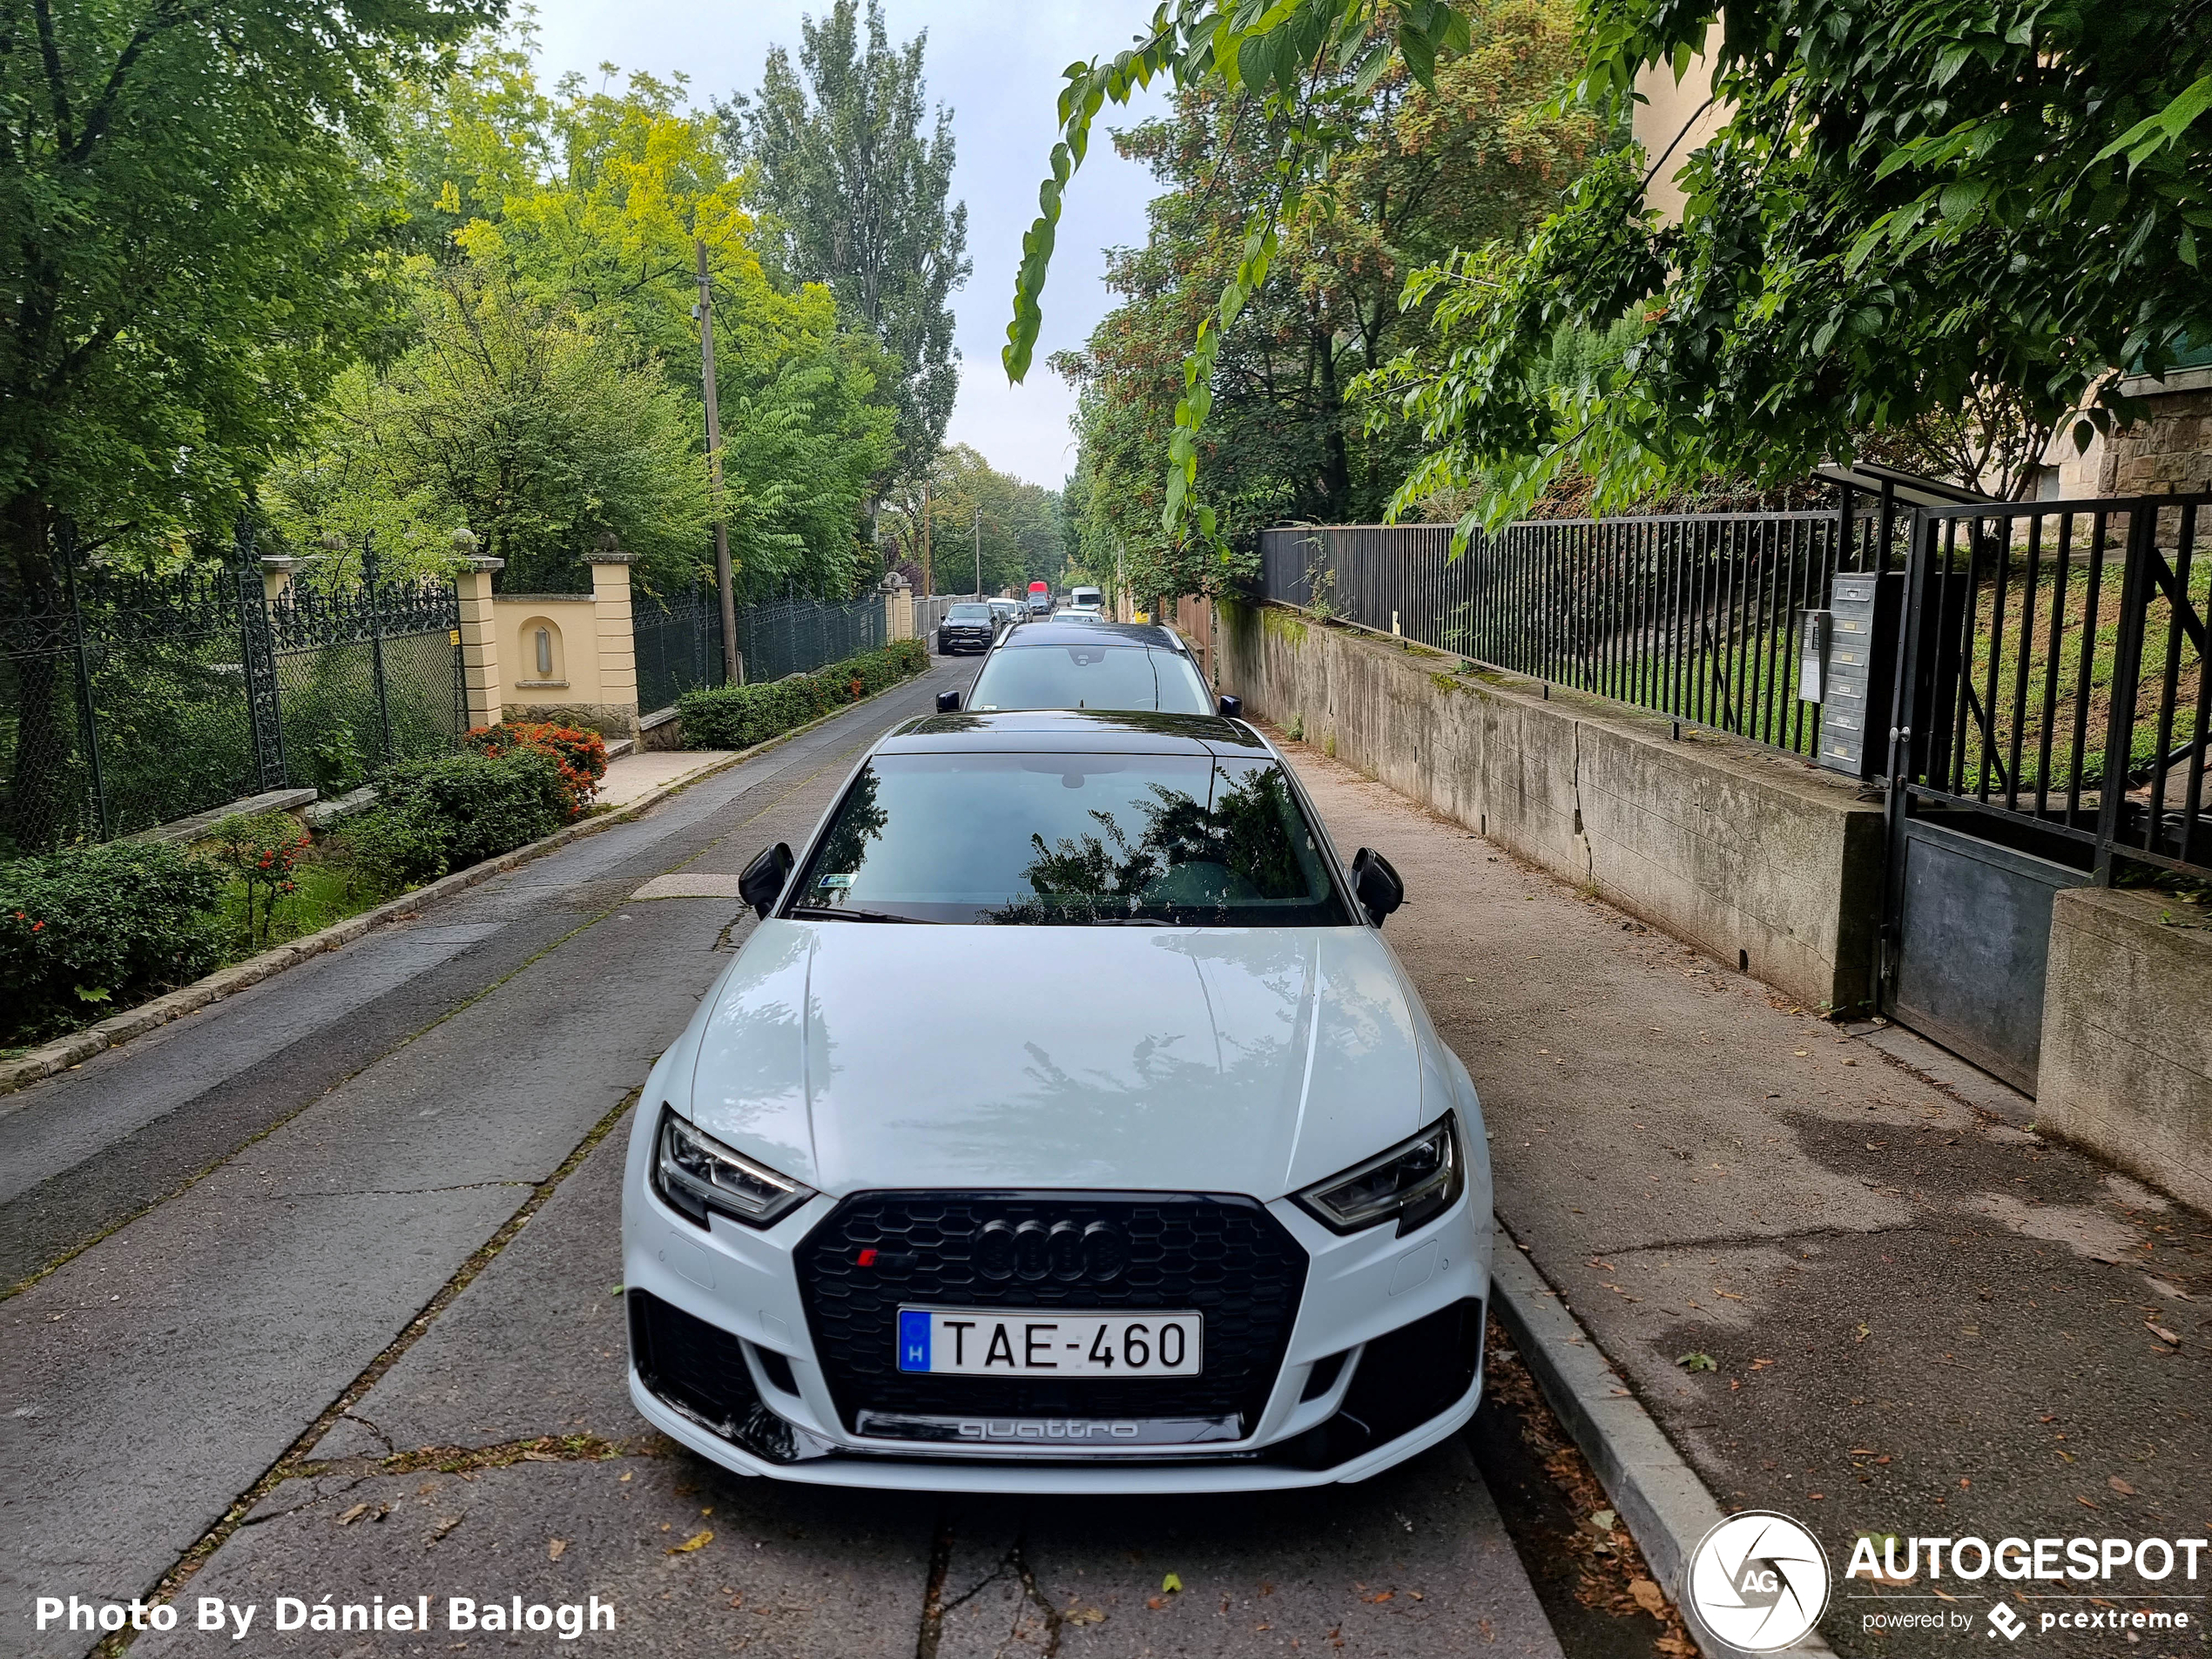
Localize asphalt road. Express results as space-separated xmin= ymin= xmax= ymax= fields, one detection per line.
xmin=3 ymin=664 xmax=1566 ymax=1659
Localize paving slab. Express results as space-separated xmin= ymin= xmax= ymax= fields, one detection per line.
xmin=127 ymin=1455 xmax=937 ymax=1659
xmin=934 ymin=1440 xmax=1563 ymax=1659
xmin=1275 ymin=732 xmax=2212 ymax=1659
xmin=306 ymin=1116 xmax=638 ymax=1463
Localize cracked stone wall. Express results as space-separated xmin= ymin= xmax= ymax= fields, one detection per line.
xmin=1216 ymin=600 xmax=1885 ymax=1014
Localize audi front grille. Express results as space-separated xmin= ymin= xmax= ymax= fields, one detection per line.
xmin=793 ymin=1191 xmax=1309 ymax=1438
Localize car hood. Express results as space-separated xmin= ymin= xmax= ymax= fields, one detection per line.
xmin=680 ymin=922 xmax=1427 ymax=1198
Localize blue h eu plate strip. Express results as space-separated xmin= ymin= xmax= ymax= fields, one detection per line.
xmin=897 ymin=1309 xmax=931 ymax=1372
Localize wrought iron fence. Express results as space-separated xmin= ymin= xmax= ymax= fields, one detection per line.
xmin=732 ymin=594 xmax=887 ymax=684
xmin=268 ymin=558 xmax=464 ymax=797
xmin=1259 ymin=515 xmax=1849 ymax=758
xmin=1898 ymin=494 xmax=2210 ymax=878
xmin=633 ymin=586 xmax=727 ymax=715
xmin=0 ymin=525 xmax=464 ymax=853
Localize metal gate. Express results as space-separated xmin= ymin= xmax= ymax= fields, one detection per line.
xmin=1878 ymin=490 xmax=2210 ymax=1092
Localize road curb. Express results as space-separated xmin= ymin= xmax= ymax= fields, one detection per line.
xmin=1487 ymin=1223 xmax=1834 ymax=1656
xmin=0 ymin=669 xmax=930 ymax=1107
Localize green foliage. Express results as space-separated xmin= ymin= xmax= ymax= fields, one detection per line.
xmin=271 ymin=262 xmax=711 ymax=593
xmin=878 ymin=448 xmax=1066 ymax=597
xmin=724 ymin=0 xmax=971 ymax=484
xmin=204 ymin=812 xmax=315 ymax=949
xmin=1004 ymin=1 xmax=1483 ymax=539
xmin=1368 ymin=0 xmax=2212 ymax=526
xmin=374 ymin=748 xmax=568 ymax=869
xmin=1 ymin=0 xmax=497 ymax=583
xmin=676 ymin=639 xmax=925 ymax=749
xmin=1057 ymin=13 xmax=1597 ymax=598
xmin=328 ymin=805 xmax=450 ymax=894
xmin=0 ymin=842 xmax=226 ymax=1046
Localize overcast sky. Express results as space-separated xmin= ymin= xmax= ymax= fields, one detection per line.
xmin=531 ymin=0 xmax=1167 ymax=489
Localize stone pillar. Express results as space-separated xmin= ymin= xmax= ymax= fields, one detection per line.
xmin=454 ymin=548 xmax=507 ymax=732
xmin=587 ymin=538 xmax=642 ymax=742
xmin=886 ymin=585 xmax=915 ymax=641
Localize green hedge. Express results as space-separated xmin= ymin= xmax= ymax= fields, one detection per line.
xmin=0 ymin=841 xmax=226 ymax=1045
xmin=371 ymin=748 xmax=569 ymax=872
xmin=677 ymin=638 xmax=927 ymax=751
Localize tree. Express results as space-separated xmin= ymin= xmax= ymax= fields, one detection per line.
xmin=877 ymin=448 xmax=1063 ymax=597
xmin=1 ymin=0 xmax=498 ymax=587
xmin=1055 ymin=7 xmax=1595 ymax=597
xmin=366 ymin=40 xmax=899 ymax=595
xmin=1367 ymin=0 xmax=2212 ymax=521
xmin=725 ymin=0 xmax=971 ymax=483
xmin=1011 ymin=0 xmax=2212 ymax=532
xmin=267 ymin=263 xmax=710 ymax=591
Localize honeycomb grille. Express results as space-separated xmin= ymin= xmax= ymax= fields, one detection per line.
xmin=794 ymin=1192 xmax=1308 ymax=1434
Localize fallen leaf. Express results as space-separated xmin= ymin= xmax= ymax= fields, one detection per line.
xmin=1848 ymin=1448 xmax=1879 ymax=1456
xmin=1629 ymin=1579 xmax=1667 ymax=1615
xmin=548 ymin=1539 xmax=567 ymax=1561
xmin=1064 ymin=1606 xmax=1105 ymax=1626
xmin=1162 ymin=1572 xmax=1183 ymax=1594
xmin=667 ymin=1530 xmax=712 ymax=1554
xmin=338 ymin=1503 xmax=368 ymax=1526
xmin=2108 ymin=1477 xmax=2137 ymax=1496
xmin=1959 ymin=1477 xmax=1972 ymax=1489
xmin=1590 ymin=1508 xmax=1618 ymax=1533
xmin=2148 ymin=1325 xmax=2182 ymax=1345
xmin=1146 ymin=1597 xmax=1166 ymax=1611
xmin=1749 ymin=1358 xmax=1775 ymax=1372
xmin=1676 ymin=1351 xmax=1717 ymax=1372
xmin=618 ymin=1471 xmax=633 ymax=1482
xmin=2077 ymin=1496 xmax=2100 ymax=1510
xmin=1364 ymin=1590 xmax=1394 ymax=1603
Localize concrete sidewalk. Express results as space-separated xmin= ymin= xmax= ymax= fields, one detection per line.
xmin=1279 ymin=732 xmax=2212 ymax=1659
xmin=593 ymin=745 xmax=739 ymax=809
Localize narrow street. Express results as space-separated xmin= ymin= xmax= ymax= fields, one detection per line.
xmin=3 ymin=671 xmax=1564 ymax=1659
xmin=10 ymin=675 xmax=2202 ymax=1658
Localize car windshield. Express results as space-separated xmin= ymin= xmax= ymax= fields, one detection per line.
xmin=947 ymin=604 xmax=992 ymax=621
xmin=968 ymin=644 xmax=1212 ymax=714
xmin=789 ymin=752 xmax=1352 ymax=926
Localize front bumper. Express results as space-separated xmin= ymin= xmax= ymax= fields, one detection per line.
xmin=621 ymin=1121 xmax=1492 ymax=1492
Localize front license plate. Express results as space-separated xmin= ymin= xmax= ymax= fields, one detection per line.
xmin=896 ymin=1308 xmax=1203 ymax=1377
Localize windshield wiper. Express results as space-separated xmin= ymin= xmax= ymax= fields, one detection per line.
xmin=787 ymin=905 xmax=936 ymax=924
xmin=1083 ymin=915 xmax=1174 ymax=926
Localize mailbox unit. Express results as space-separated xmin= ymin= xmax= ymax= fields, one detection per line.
xmin=1816 ymin=571 xmax=1903 ymax=778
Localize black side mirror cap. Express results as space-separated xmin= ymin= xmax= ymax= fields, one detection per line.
xmin=1350 ymin=846 xmax=1404 ymax=927
xmin=936 ymin=690 xmax=961 ymax=712
xmin=1216 ymin=692 xmax=1243 ymax=719
xmin=738 ymin=842 xmax=794 ymax=919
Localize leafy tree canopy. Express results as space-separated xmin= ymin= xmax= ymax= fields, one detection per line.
xmin=278 ymin=32 xmax=897 ymax=596
xmin=1 ymin=0 xmax=499 ymax=587
xmin=1015 ymin=0 xmax=2212 ymax=538
xmin=1055 ymin=4 xmax=1596 ymax=601
xmin=724 ymin=0 xmax=971 ymax=486
xmin=877 ymin=446 xmax=1065 ymax=598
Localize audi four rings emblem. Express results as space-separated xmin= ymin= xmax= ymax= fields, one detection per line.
xmin=973 ymin=1219 xmax=1129 ymax=1283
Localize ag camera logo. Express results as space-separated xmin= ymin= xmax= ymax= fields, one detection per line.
xmin=1684 ymin=1511 xmax=1831 ymax=1652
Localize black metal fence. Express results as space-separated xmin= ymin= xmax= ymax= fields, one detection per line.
xmin=633 ymin=586 xmax=727 ymax=716
xmin=1897 ymin=494 xmax=2210 ymax=879
xmin=631 ymin=589 xmax=892 ymax=715
xmin=1260 ymin=515 xmax=1848 ymax=758
xmin=0 ymin=527 xmax=463 ymax=853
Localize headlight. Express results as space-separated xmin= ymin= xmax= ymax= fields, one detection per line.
xmin=1293 ymin=1116 xmax=1461 ymax=1236
xmin=653 ymin=1107 xmax=815 ymax=1229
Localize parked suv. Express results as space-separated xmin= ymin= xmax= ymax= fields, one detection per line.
xmin=935 ymin=603 xmax=996 ymax=655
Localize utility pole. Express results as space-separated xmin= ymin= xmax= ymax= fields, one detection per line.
xmin=973 ymin=506 xmax=982 ymax=598
xmin=694 ymin=239 xmax=740 ymax=685
xmin=921 ymin=479 xmax=934 ymax=599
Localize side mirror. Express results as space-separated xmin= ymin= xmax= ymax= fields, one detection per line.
xmin=738 ymin=842 xmax=794 ymax=919
xmin=1350 ymin=847 xmax=1404 ymax=927
xmin=936 ymin=689 xmax=961 ymax=712
xmin=1216 ymin=693 xmax=1244 ymax=719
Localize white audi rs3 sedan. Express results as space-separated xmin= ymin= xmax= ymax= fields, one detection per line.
xmin=621 ymin=709 xmax=1493 ymax=1493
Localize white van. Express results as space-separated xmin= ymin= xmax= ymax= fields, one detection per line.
xmin=1067 ymin=585 xmax=1103 ymax=614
